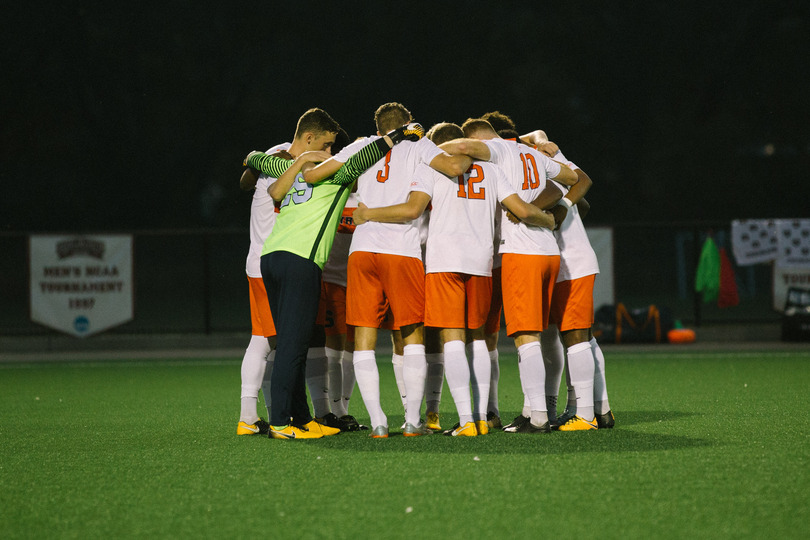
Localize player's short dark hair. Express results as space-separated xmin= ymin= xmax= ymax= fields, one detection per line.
xmin=427 ymin=122 xmax=464 ymax=146
xmin=331 ymin=128 xmax=351 ymax=154
xmin=481 ymin=111 xmax=516 ymax=132
xmin=374 ymin=102 xmax=412 ymax=134
xmin=461 ymin=118 xmax=497 ymax=138
xmin=294 ymin=108 xmax=341 ymax=140
xmin=497 ymin=128 xmax=520 ymax=140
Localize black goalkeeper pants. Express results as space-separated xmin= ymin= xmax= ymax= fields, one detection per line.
xmin=261 ymin=250 xmax=322 ymax=427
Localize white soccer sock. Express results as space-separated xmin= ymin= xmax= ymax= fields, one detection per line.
xmin=305 ymin=347 xmax=330 ymax=418
xmin=425 ymin=352 xmax=444 ymax=414
xmin=326 ymin=347 xmax=346 ymax=417
xmin=403 ymin=344 xmax=427 ymax=426
xmin=591 ymin=337 xmax=611 ymax=414
xmin=517 ymin=341 xmax=548 ymax=426
xmin=353 ymin=350 xmax=387 ymax=429
xmin=541 ymin=326 xmax=565 ymax=419
xmin=391 ymin=353 xmax=407 ymax=412
xmin=443 ymin=340 xmax=473 ymax=425
xmin=240 ymin=335 xmax=271 ymax=423
xmin=567 ymin=342 xmax=595 ymax=420
xmin=565 ymin=361 xmax=577 ymax=414
xmin=341 ymin=350 xmax=355 ymax=415
xmin=261 ymin=349 xmax=275 ymax=420
xmin=487 ymin=348 xmax=500 ymax=416
xmin=468 ymin=340 xmax=491 ymax=422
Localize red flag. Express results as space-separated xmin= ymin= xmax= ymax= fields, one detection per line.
xmin=718 ymin=248 xmax=739 ymax=308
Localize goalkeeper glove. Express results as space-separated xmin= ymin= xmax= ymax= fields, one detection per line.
xmin=386 ymin=122 xmax=425 ymax=144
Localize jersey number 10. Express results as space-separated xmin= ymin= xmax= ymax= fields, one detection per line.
xmin=520 ymin=153 xmax=541 ymax=190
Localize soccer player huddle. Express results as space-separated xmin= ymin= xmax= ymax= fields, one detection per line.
xmin=236 ymin=103 xmax=614 ymax=440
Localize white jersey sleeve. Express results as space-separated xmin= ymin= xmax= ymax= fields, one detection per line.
xmin=550 ymin=151 xmax=599 ymax=281
xmin=245 ymin=141 xmax=291 ymax=277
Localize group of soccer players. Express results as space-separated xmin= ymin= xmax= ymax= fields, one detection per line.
xmin=235 ymin=103 xmax=614 ymax=440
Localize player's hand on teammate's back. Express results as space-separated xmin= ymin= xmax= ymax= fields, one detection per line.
xmin=353 ymin=202 xmax=369 ymax=225
xmin=386 ymin=122 xmax=425 ymax=144
xmin=549 ymin=205 xmax=568 ymax=230
xmin=296 ymin=150 xmax=333 ymax=164
xmin=537 ymin=141 xmax=559 ymax=158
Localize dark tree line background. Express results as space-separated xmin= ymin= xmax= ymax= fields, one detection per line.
xmin=2 ymin=2 xmax=808 ymax=233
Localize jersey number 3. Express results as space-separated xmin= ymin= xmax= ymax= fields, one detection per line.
xmin=457 ymin=164 xmax=486 ymax=200
xmin=376 ymin=151 xmax=392 ymax=183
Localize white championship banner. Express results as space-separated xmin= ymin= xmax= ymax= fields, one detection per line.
xmin=29 ymin=235 xmax=133 ymax=337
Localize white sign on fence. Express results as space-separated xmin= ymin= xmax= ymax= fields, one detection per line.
xmin=29 ymin=235 xmax=133 ymax=337
xmin=586 ymin=227 xmax=615 ymax=310
xmin=773 ymin=265 xmax=810 ymax=312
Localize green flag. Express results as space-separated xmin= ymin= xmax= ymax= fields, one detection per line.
xmin=695 ymin=236 xmax=720 ymax=303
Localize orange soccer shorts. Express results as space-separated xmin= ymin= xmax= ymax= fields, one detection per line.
xmin=424 ymin=272 xmax=492 ymax=330
xmin=549 ymin=274 xmax=596 ymax=332
xmin=500 ymin=253 xmax=560 ymax=336
xmin=248 ymin=276 xmax=276 ymax=338
xmin=485 ymin=266 xmax=503 ymax=335
xmin=346 ymin=251 xmax=425 ymax=329
xmin=320 ymin=281 xmax=354 ymax=340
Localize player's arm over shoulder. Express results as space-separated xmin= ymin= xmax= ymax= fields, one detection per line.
xmin=501 ymin=194 xmax=555 ymax=229
xmin=353 ymin=191 xmax=431 ymax=225
xmin=428 ymin=152 xmax=472 ymax=177
xmin=438 ymin=139 xmax=491 ymax=162
xmin=548 ymin=157 xmax=578 ymax=186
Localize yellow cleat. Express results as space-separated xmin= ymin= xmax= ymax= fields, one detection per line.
xmin=304 ymin=420 xmax=341 ymax=436
xmin=443 ymin=422 xmax=478 ymax=437
xmin=237 ymin=418 xmax=269 ymax=435
xmin=426 ymin=412 xmax=442 ymax=431
xmin=475 ymin=421 xmax=489 ymax=435
xmin=269 ymin=424 xmax=323 ymax=439
xmin=557 ymin=415 xmax=598 ymax=431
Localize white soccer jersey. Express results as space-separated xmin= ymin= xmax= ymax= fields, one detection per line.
xmin=485 ymin=138 xmax=561 ymax=256
xmin=245 ymin=142 xmax=291 ymax=277
xmin=335 ymin=136 xmax=443 ymax=259
xmin=411 ymin=161 xmax=515 ymax=276
xmin=552 ymin=151 xmax=600 ymax=281
xmin=322 ymin=192 xmax=359 ymax=287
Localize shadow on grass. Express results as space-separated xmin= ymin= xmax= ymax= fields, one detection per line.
xmin=308 ymin=410 xmax=711 ymax=456
xmin=605 ymin=410 xmax=699 ymax=427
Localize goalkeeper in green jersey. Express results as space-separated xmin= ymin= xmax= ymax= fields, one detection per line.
xmin=243 ymin=119 xmax=424 ymax=439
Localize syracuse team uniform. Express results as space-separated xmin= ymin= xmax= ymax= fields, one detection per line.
xmin=485 ymin=138 xmax=563 ymax=336
xmin=345 ymin=136 xmax=443 ymax=329
xmin=245 ymin=142 xmax=290 ymax=338
xmin=411 ymin=161 xmax=516 ymax=329
xmin=547 ymin=153 xmax=600 ymax=331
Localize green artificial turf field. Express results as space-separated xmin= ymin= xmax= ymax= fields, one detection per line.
xmin=1 ymin=348 xmax=809 ymax=539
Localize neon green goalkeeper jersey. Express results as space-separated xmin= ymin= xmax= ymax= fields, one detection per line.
xmin=247 ymin=139 xmax=388 ymax=269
